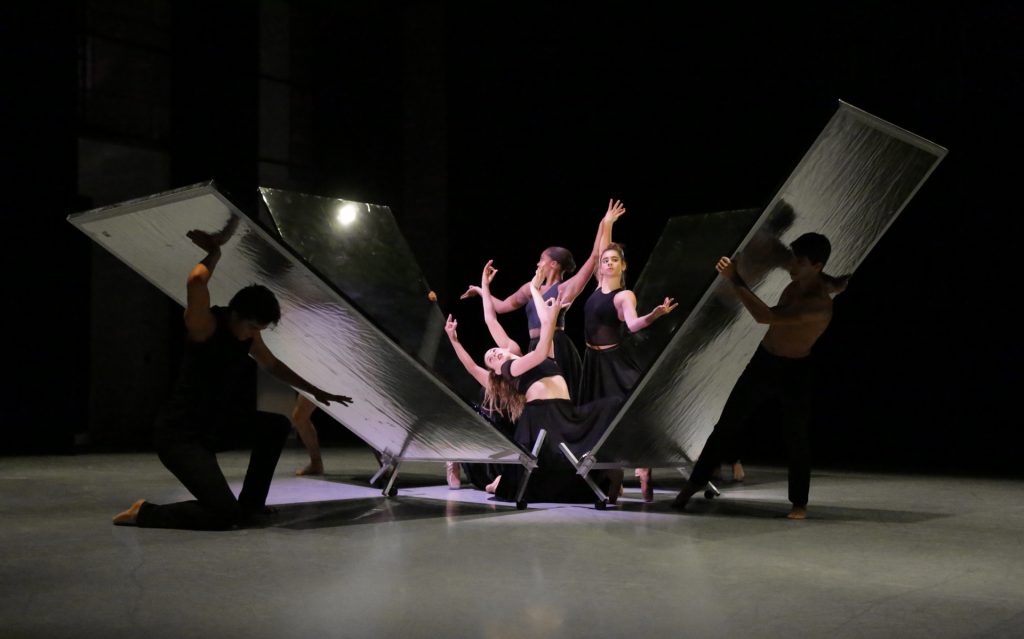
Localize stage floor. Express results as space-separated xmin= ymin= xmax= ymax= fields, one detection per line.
xmin=2 ymin=445 xmax=1022 ymax=638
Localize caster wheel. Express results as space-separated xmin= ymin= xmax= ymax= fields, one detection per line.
xmin=516 ymin=501 xmax=527 ymax=510
xmin=704 ymin=489 xmax=716 ymax=500
xmin=595 ymin=501 xmax=607 ymax=510
xmin=387 ymin=487 xmax=398 ymax=497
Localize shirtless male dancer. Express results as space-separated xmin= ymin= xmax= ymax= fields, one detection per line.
xmin=672 ymin=232 xmax=839 ymax=520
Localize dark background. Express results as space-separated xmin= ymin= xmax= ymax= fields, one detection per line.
xmin=2 ymin=2 xmax=1020 ymax=476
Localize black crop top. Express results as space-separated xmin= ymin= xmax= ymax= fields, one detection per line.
xmin=584 ymin=287 xmax=625 ymax=346
xmin=524 ymin=284 xmax=567 ymax=331
xmin=501 ymin=357 xmax=562 ymax=394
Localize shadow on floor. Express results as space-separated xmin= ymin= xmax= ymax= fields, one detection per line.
xmin=302 ymin=471 xmax=445 ymax=490
xmin=627 ymin=497 xmax=950 ymax=523
xmin=266 ymin=496 xmax=521 ymax=530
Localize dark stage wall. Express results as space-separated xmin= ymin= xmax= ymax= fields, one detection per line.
xmin=1 ymin=2 xmax=1020 ymax=476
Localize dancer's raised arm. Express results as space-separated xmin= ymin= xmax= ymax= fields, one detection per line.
xmin=559 ymin=199 xmax=625 ymax=303
xmin=460 ymin=261 xmax=530 ymax=314
xmin=718 ymin=256 xmax=831 ymax=325
xmin=617 ymin=292 xmax=678 ymax=333
xmin=443 ymin=314 xmax=491 ymax=387
xmin=184 ymin=215 xmax=240 ymax=341
xmin=509 ymin=272 xmax=563 ymax=378
xmin=476 ymin=261 xmax=523 ymax=355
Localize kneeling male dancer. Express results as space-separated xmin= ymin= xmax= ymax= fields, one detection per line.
xmin=113 ymin=215 xmax=352 ymax=530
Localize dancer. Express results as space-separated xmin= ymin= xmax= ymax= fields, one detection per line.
xmin=579 ymin=242 xmax=677 ymax=501
xmin=460 ymin=199 xmax=626 ymax=400
xmin=112 ymin=216 xmax=352 ymax=530
xmin=447 ymin=263 xmax=622 ymax=504
xmin=672 ymin=232 xmax=837 ymax=520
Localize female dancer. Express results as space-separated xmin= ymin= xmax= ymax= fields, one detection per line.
xmin=578 ymin=242 xmax=678 ymax=501
xmin=460 ymin=200 xmax=626 ymax=400
xmin=447 ymin=263 xmax=623 ymax=504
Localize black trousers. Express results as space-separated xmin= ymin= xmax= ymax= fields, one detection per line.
xmin=137 ymin=411 xmax=291 ymax=530
xmin=689 ymin=345 xmax=814 ymax=506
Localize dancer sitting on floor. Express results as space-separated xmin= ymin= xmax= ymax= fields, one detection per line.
xmin=446 ymin=262 xmax=623 ymax=504
xmin=672 ymin=232 xmax=843 ymax=520
xmin=112 ymin=215 xmax=352 ymax=530
xmin=460 ymin=199 xmax=626 ymax=402
xmin=578 ymin=241 xmax=678 ymax=501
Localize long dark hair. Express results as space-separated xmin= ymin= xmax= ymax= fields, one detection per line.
xmin=484 ymin=372 xmax=525 ymax=422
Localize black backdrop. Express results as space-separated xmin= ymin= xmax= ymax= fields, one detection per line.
xmin=2 ymin=2 xmax=1020 ymax=476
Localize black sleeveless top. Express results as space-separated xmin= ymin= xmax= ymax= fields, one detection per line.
xmin=524 ymin=284 xmax=567 ymax=331
xmin=163 ymin=306 xmax=254 ymax=422
xmin=584 ymin=287 xmax=625 ymax=346
xmin=501 ymin=357 xmax=562 ymax=394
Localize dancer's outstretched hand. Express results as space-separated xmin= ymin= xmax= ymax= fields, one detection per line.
xmin=187 ymin=214 xmax=239 ymax=252
xmin=716 ymin=256 xmax=738 ymax=280
xmin=604 ymin=199 xmax=626 ymax=224
xmin=481 ymin=260 xmax=498 ymax=289
xmin=536 ymin=292 xmax=570 ymax=324
xmin=459 ymin=286 xmax=479 ymax=300
xmin=652 ymin=297 xmax=678 ymax=318
xmin=186 ymin=229 xmax=221 ymax=253
xmin=444 ymin=314 xmax=459 ymax=342
xmin=530 ymin=265 xmax=545 ymax=292
xmin=314 ymin=390 xmax=353 ymax=407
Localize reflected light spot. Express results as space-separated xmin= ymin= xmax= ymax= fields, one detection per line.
xmin=337 ymin=203 xmax=358 ymax=226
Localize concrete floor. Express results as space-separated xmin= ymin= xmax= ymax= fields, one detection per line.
xmin=2 ymin=444 xmax=1023 ymax=639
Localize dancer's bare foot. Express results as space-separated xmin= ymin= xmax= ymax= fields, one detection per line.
xmin=445 ymin=461 xmax=462 ymax=489
xmin=671 ymin=483 xmax=700 ymax=511
xmin=296 ymin=461 xmax=324 ymax=476
xmin=112 ymin=499 xmax=145 ymax=526
xmin=636 ymin=468 xmax=654 ymax=502
xmin=732 ymin=461 xmax=745 ymax=483
xmin=485 ymin=475 xmax=501 ymax=494
xmin=787 ymin=506 xmax=807 ymax=520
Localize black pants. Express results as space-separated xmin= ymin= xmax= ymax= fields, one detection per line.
xmin=688 ymin=345 xmax=814 ymax=506
xmin=137 ymin=411 xmax=291 ymax=530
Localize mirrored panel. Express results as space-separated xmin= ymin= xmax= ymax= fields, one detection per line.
xmin=259 ymin=188 xmax=476 ymax=400
xmin=629 ymin=208 xmax=762 ymax=372
xmin=595 ymin=102 xmax=947 ymax=465
xmin=68 ymin=182 xmax=523 ymax=463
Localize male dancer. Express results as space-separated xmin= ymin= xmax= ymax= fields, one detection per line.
xmin=113 ymin=215 xmax=352 ymax=529
xmin=672 ymin=232 xmax=839 ymax=520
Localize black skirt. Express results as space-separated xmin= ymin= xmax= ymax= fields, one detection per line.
xmin=461 ymin=401 xmax=515 ymax=491
xmin=494 ymin=396 xmax=621 ymax=503
xmin=528 ymin=331 xmax=583 ymax=402
xmin=578 ymin=344 xmax=642 ymax=404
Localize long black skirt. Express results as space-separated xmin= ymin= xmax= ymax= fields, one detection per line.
xmin=528 ymin=331 xmax=583 ymax=402
xmin=578 ymin=344 xmax=642 ymax=404
xmin=461 ymin=401 xmax=516 ymax=491
xmin=494 ymin=396 xmax=621 ymax=504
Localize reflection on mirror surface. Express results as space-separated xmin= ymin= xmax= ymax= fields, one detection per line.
xmin=336 ymin=203 xmax=358 ymax=227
